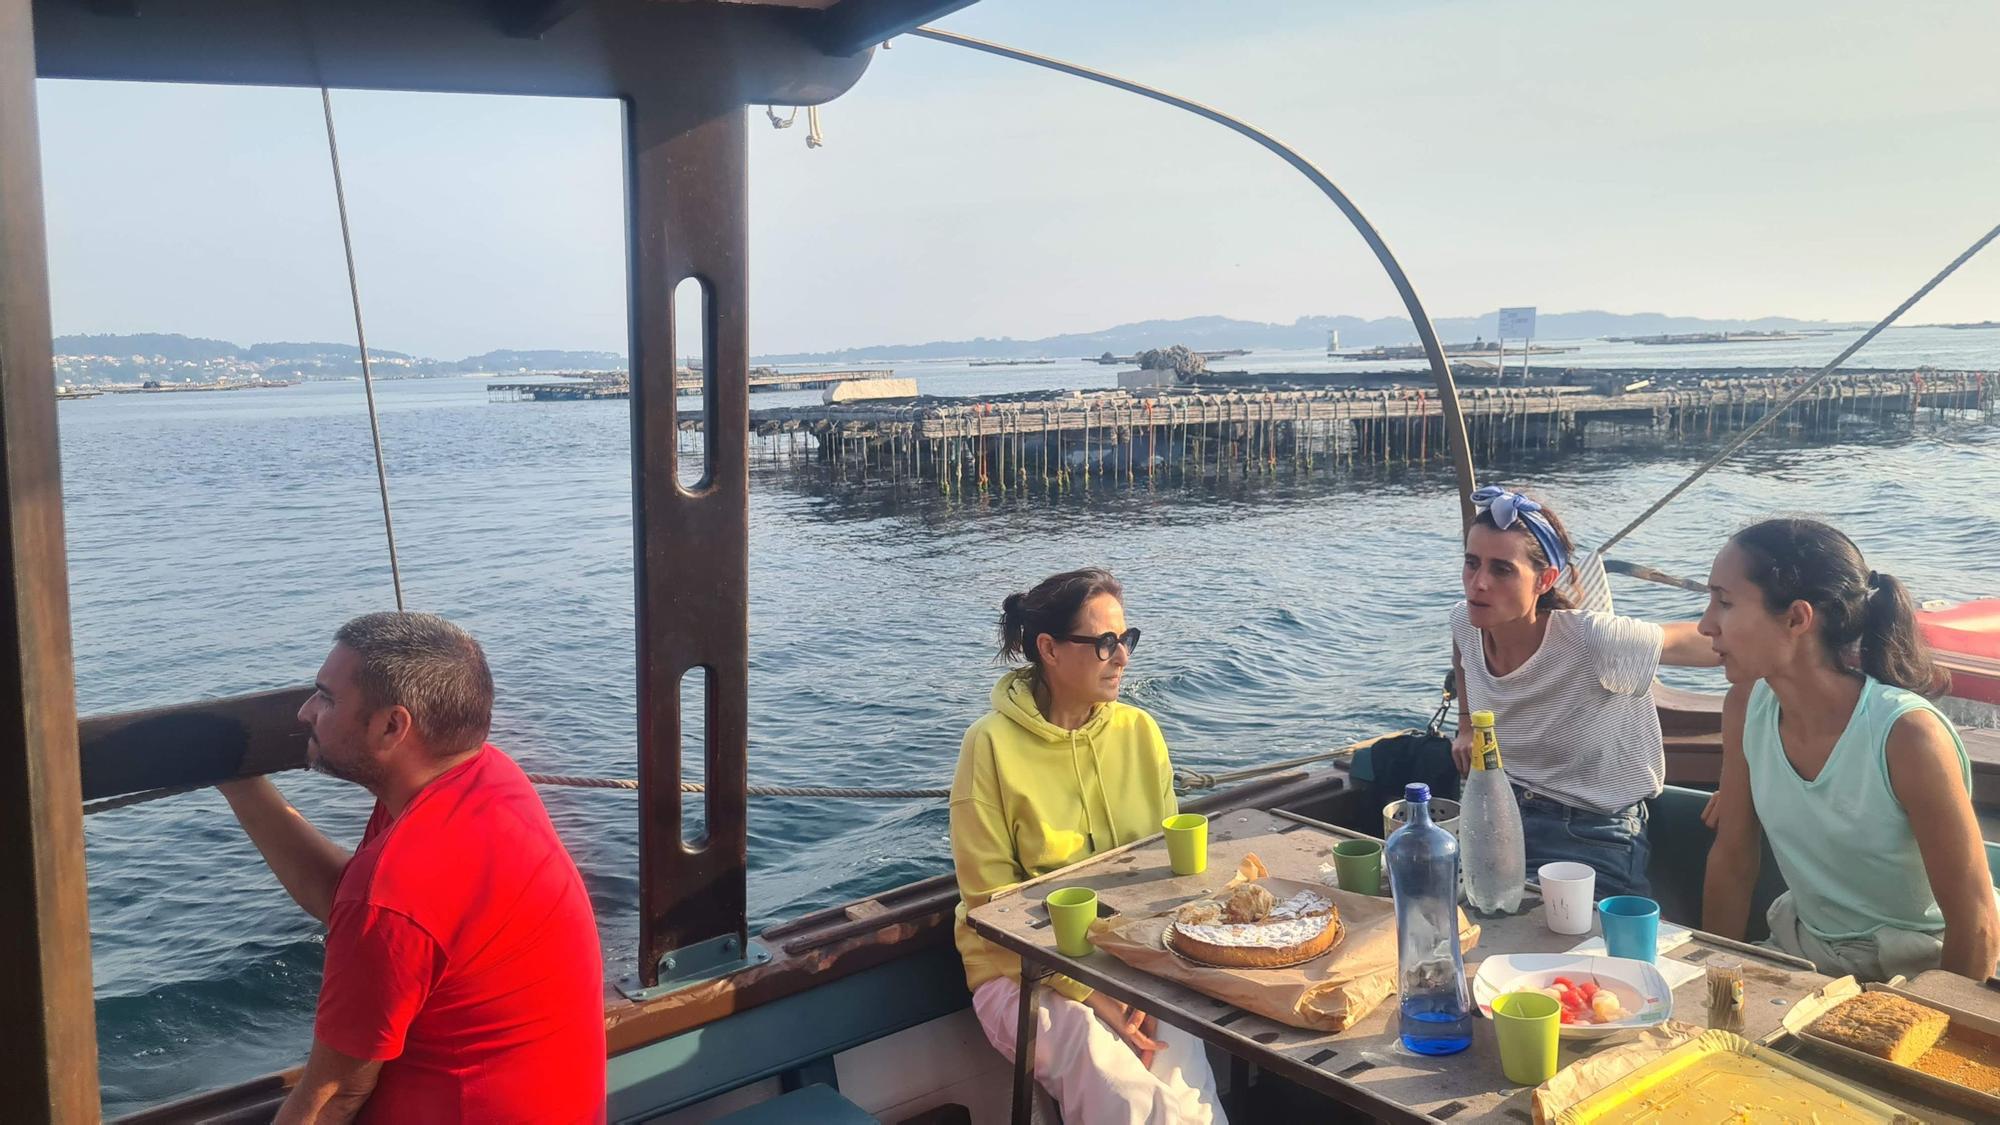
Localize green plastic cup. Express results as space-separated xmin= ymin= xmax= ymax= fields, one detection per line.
xmin=1162 ymin=813 xmax=1208 ymax=875
xmin=1491 ymin=991 xmax=1562 ymax=1086
xmin=1332 ymin=838 xmax=1383 ymax=895
xmin=1045 ymin=887 xmax=1099 ymax=957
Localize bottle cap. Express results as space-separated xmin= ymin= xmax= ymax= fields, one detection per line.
xmin=1404 ymin=782 xmax=1431 ymax=804
xmin=1471 ymin=710 xmax=1496 ymax=728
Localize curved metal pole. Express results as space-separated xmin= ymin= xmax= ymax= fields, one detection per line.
xmin=909 ymin=25 xmax=1477 ymax=527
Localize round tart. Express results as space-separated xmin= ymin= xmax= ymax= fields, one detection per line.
xmin=1167 ymin=888 xmax=1342 ymax=969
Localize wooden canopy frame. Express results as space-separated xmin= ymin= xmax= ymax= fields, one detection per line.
xmin=1 ymin=1 xmax=974 ymax=1119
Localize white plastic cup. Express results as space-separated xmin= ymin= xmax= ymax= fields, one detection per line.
xmin=1537 ymin=861 xmax=1597 ymax=935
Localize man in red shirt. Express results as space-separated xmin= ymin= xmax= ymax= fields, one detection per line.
xmin=221 ymin=612 xmax=604 ymax=1123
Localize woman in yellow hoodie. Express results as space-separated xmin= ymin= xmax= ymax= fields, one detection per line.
xmin=953 ymin=568 xmax=1226 ymax=1125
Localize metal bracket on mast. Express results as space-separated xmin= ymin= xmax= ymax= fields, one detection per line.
xmin=614 ymin=934 xmax=774 ymax=1002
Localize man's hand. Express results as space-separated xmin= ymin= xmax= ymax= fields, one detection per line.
xmin=220 ymin=774 xmax=352 ymax=923
xmin=1084 ymin=991 xmax=1165 ymax=1069
xmin=273 ymin=1039 xmax=382 ymax=1124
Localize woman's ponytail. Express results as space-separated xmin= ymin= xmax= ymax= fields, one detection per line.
xmin=1860 ymin=570 xmax=1946 ymax=695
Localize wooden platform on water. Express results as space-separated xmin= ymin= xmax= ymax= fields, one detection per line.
xmin=683 ymin=370 xmax=1990 ymax=490
xmin=1090 ymin=349 xmax=1249 ymax=365
xmin=684 ymin=370 xmax=1984 ymax=488
xmin=489 ymin=367 xmax=892 ymax=402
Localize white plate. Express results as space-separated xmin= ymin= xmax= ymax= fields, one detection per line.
xmin=1472 ymin=953 xmax=1673 ymax=1040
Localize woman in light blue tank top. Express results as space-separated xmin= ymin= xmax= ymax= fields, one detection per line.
xmin=1698 ymin=518 xmax=1998 ymax=982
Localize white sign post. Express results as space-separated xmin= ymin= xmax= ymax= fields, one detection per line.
xmin=1498 ymin=307 xmax=1537 ymax=385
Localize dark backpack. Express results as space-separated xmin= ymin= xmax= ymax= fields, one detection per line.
xmin=1350 ymin=671 xmax=1462 ymax=812
xmin=1353 ymin=728 xmax=1461 ymax=807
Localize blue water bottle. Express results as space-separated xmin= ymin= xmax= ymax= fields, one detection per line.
xmin=1385 ymin=782 xmax=1472 ymax=1054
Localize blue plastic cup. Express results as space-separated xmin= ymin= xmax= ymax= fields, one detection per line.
xmin=1598 ymin=895 xmax=1661 ymax=963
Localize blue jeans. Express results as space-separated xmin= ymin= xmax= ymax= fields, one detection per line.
xmin=1516 ymin=790 xmax=1652 ymax=900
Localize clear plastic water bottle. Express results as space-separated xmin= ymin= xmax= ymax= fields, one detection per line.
xmin=1385 ymin=782 xmax=1472 ymax=1055
xmin=1459 ymin=710 xmax=1527 ymax=914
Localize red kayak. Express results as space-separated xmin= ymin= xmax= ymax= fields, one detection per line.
xmin=1923 ymin=599 xmax=2000 ymax=705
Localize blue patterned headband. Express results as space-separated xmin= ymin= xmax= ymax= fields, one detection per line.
xmin=1471 ymin=486 xmax=1570 ymax=577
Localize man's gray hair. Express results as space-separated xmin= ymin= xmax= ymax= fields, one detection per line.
xmin=334 ymin=612 xmax=494 ymax=755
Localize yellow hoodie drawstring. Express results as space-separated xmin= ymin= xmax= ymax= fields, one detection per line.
xmin=1067 ymin=724 xmax=1123 ymax=853
xmin=1092 ymin=727 xmax=1122 ymax=845
xmin=1068 ymin=730 xmax=1098 ymax=853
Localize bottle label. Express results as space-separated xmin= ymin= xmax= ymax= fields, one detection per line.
xmin=1470 ymin=726 xmax=1502 ymax=772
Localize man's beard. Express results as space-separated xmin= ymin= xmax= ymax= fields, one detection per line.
xmin=308 ymin=737 xmax=382 ymax=788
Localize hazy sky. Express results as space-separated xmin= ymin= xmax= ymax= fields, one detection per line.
xmin=34 ymin=0 xmax=2000 ymax=359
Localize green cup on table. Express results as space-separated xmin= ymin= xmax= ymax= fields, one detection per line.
xmin=1332 ymin=838 xmax=1383 ymax=895
xmin=1491 ymin=991 xmax=1562 ymax=1086
xmin=1045 ymin=887 xmax=1099 ymax=957
xmin=1162 ymin=813 xmax=1208 ymax=875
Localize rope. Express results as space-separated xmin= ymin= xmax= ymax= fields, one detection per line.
xmin=1599 ymin=220 xmax=2000 ymax=555
xmin=523 ymin=774 xmax=949 ymax=799
xmin=1171 ymin=734 xmax=1380 ymax=793
xmin=320 ymin=87 xmax=406 ymax=611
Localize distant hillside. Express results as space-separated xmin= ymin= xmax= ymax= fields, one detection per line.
xmin=55 ymin=333 xmax=244 ymax=361
xmin=462 ymin=349 xmax=625 ymax=372
xmin=751 ymin=310 xmax=1861 ymax=363
xmin=50 ymin=333 xmax=630 ymax=383
xmin=245 ymin=341 xmax=417 ymax=362
xmin=53 ymin=311 xmax=1870 ymax=381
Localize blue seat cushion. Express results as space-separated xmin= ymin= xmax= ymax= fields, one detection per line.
xmin=709 ymin=1084 xmax=878 ymax=1125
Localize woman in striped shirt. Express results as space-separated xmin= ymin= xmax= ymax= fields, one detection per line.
xmin=1451 ymin=487 xmax=1718 ymax=897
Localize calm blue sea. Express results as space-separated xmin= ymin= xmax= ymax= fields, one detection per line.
xmin=71 ymin=328 xmax=2000 ymax=1114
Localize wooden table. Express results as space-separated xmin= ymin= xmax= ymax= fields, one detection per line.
xmin=968 ymin=806 xmax=1841 ymax=1124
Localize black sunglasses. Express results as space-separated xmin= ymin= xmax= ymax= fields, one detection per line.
xmin=1056 ymin=628 xmax=1142 ymax=661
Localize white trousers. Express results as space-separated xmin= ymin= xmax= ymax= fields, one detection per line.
xmin=972 ymin=977 xmax=1228 ymax=1125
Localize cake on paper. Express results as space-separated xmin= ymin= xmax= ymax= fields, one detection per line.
xmin=1165 ymin=853 xmax=1343 ymax=969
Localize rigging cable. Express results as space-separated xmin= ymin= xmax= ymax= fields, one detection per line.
xmin=1598 ymin=220 xmax=2000 ymax=556
xmin=320 ymin=87 xmax=406 ymax=611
